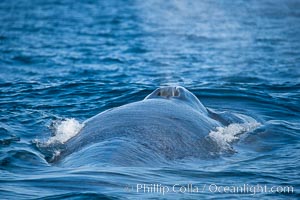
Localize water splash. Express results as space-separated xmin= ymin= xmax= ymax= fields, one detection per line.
xmin=209 ymin=122 xmax=261 ymax=151
xmin=46 ymin=118 xmax=84 ymax=144
xmin=32 ymin=118 xmax=84 ymax=163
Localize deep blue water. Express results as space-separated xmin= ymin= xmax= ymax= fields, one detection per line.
xmin=0 ymin=0 xmax=300 ymax=199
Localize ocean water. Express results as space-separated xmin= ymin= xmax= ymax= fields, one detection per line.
xmin=0 ymin=0 xmax=300 ymax=199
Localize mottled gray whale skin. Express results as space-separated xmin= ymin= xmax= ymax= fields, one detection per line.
xmin=51 ymin=86 xmax=245 ymax=166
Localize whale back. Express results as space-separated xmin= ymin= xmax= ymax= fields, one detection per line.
xmin=37 ymin=86 xmax=258 ymax=167
xmin=57 ymin=98 xmax=221 ymax=166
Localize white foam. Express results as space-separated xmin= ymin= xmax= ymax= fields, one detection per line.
xmin=46 ymin=118 xmax=84 ymax=144
xmin=209 ymin=122 xmax=261 ymax=150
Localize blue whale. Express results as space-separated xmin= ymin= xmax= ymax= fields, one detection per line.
xmin=40 ymin=86 xmax=255 ymax=166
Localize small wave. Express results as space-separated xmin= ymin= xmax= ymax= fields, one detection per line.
xmin=208 ymin=122 xmax=261 ymax=151
xmin=46 ymin=118 xmax=84 ymax=144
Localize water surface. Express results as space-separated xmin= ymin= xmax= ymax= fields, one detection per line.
xmin=0 ymin=0 xmax=299 ymax=199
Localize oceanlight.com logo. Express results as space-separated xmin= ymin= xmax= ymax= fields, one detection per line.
xmin=124 ymin=183 xmax=294 ymax=196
